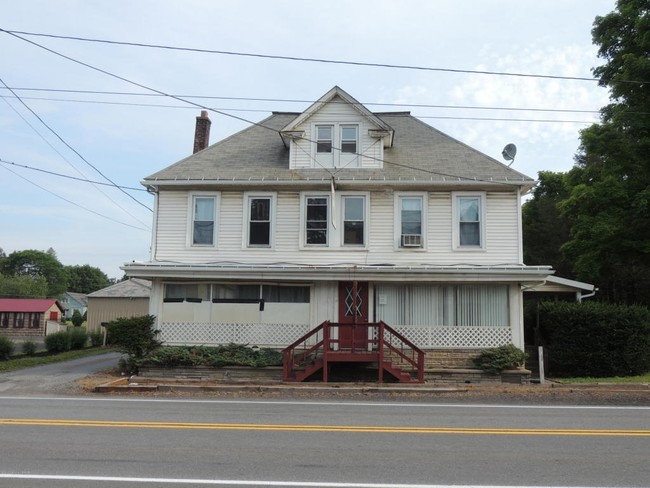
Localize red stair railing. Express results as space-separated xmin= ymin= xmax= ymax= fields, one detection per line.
xmin=283 ymin=320 xmax=425 ymax=383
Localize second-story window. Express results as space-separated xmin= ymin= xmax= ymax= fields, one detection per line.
xmin=192 ymin=195 xmax=216 ymax=246
xmin=342 ymin=196 xmax=365 ymax=246
xmin=399 ymin=196 xmax=423 ymax=248
xmin=458 ymin=195 xmax=482 ymax=247
xmin=306 ymin=196 xmax=328 ymax=245
xmin=248 ymin=197 xmax=271 ymax=247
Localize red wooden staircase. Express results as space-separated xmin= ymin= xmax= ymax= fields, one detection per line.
xmin=282 ymin=321 xmax=425 ymax=383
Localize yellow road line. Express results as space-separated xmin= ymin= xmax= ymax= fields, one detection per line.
xmin=1 ymin=418 xmax=649 ymax=436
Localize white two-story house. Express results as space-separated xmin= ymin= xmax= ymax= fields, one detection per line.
xmin=124 ymin=86 xmax=552 ymax=382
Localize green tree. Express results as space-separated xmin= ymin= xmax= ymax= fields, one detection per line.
xmin=71 ymin=309 xmax=84 ymax=327
xmin=0 ymin=249 xmax=68 ymax=297
xmin=0 ymin=274 xmax=48 ymax=298
xmin=522 ymin=171 xmax=573 ymax=278
xmin=560 ymin=1 xmax=650 ymax=305
xmin=66 ymin=264 xmax=110 ymax=294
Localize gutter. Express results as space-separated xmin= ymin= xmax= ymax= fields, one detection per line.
xmin=141 ymin=178 xmax=535 ymax=191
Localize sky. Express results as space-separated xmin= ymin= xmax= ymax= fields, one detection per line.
xmin=0 ymin=0 xmax=617 ymax=280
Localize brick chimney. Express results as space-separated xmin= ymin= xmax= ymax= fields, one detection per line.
xmin=193 ymin=110 xmax=211 ymax=154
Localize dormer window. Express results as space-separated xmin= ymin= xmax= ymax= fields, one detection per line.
xmin=341 ymin=125 xmax=358 ymax=153
xmin=316 ymin=126 xmax=333 ymax=153
xmin=313 ymin=123 xmax=359 ymax=168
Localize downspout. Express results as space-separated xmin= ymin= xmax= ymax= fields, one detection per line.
xmin=147 ymin=185 xmax=160 ymax=262
xmin=516 ymin=187 xmax=524 ymax=264
xmin=578 ymin=288 xmax=598 ymax=302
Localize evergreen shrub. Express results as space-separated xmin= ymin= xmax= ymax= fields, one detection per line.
xmin=68 ymin=327 xmax=88 ymax=350
xmin=45 ymin=330 xmax=70 ymax=353
xmin=473 ymin=344 xmax=527 ymax=374
xmin=538 ymin=301 xmax=650 ymax=377
xmin=22 ymin=340 xmax=37 ymax=356
xmin=142 ymin=344 xmax=283 ymax=369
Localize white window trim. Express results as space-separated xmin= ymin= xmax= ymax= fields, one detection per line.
xmin=340 ymin=194 xmax=368 ymax=247
xmin=393 ymin=192 xmax=428 ymax=250
xmin=311 ymin=122 xmax=361 ymax=169
xmin=299 ymin=191 xmax=369 ymax=249
xmin=242 ymin=192 xmax=276 ymax=249
xmin=187 ymin=192 xmax=219 ymax=248
xmin=452 ymin=191 xmax=486 ymax=251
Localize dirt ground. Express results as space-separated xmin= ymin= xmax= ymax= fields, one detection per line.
xmin=73 ymin=370 xmax=650 ymax=406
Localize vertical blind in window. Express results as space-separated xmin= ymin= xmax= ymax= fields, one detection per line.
xmin=376 ymin=284 xmax=508 ymax=327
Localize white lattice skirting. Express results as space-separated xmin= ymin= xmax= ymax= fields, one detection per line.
xmin=159 ymin=322 xmax=512 ymax=348
xmin=394 ymin=325 xmax=512 ymax=348
xmin=159 ymin=322 xmax=313 ymax=347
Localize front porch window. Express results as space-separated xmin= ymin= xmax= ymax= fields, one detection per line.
xmin=375 ymin=284 xmax=508 ymax=327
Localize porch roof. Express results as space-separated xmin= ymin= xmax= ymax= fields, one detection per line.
xmin=122 ymin=261 xmax=553 ymax=284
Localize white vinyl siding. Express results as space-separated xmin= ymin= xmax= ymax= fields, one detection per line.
xmin=153 ymin=189 xmax=521 ymax=266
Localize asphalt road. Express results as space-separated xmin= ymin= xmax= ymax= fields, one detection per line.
xmin=0 ymin=352 xmax=121 ymax=394
xmin=0 ymin=394 xmax=648 ymax=487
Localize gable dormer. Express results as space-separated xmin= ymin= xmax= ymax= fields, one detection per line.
xmin=281 ymin=86 xmax=394 ymax=170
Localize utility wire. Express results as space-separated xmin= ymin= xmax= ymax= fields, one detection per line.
xmin=0 ymin=93 xmax=152 ymax=230
xmin=0 ymin=163 xmax=150 ymax=231
xmin=0 ymin=77 xmax=153 ymax=215
xmin=0 ymin=158 xmax=147 ymax=191
xmin=0 ymin=86 xmax=607 ymax=115
xmin=0 ymin=94 xmax=602 ymax=124
xmin=2 ymin=30 xmax=531 ymax=186
xmin=4 ymin=28 xmax=642 ymax=85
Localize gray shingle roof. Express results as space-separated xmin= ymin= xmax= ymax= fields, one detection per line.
xmin=87 ymin=278 xmax=151 ymax=298
xmin=144 ymin=111 xmax=534 ymax=187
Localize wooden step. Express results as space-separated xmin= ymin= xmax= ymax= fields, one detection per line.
xmin=381 ymin=361 xmax=416 ymax=383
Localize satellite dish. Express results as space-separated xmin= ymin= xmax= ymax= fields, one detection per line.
xmin=502 ymin=143 xmax=517 ymax=166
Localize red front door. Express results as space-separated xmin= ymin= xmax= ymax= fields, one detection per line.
xmin=338 ymin=281 xmax=369 ymax=349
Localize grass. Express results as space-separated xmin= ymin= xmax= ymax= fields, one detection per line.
xmin=0 ymin=347 xmax=116 ymax=373
xmin=555 ymin=374 xmax=650 ymax=384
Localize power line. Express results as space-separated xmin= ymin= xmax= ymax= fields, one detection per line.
xmin=1 ymin=28 xmax=633 ymax=84
xmin=0 ymin=163 xmax=150 ymax=231
xmin=0 ymin=94 xmax=600 ymax=124
xmin=0 ymin=30 xmax=540 ymax=187
xmin=0 ymin=158 xmax=147 ymax=191
xmin=0 ymin=77 xmax=153 ymax=215
xmin=0 ymin=86 xmax=605 ymax=114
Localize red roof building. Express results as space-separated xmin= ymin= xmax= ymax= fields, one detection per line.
xmin=0 ymin=299 xmax=64 ymax=337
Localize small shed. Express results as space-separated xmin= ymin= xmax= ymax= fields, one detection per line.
xmin=86 ymin=278 xmax=151 ymax=332
xmin=0 ymin=298 xmax=65 ymax=338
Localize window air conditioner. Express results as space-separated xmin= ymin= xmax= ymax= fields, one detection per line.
xmin=401 ymin=234 xmax=422 ymax=247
